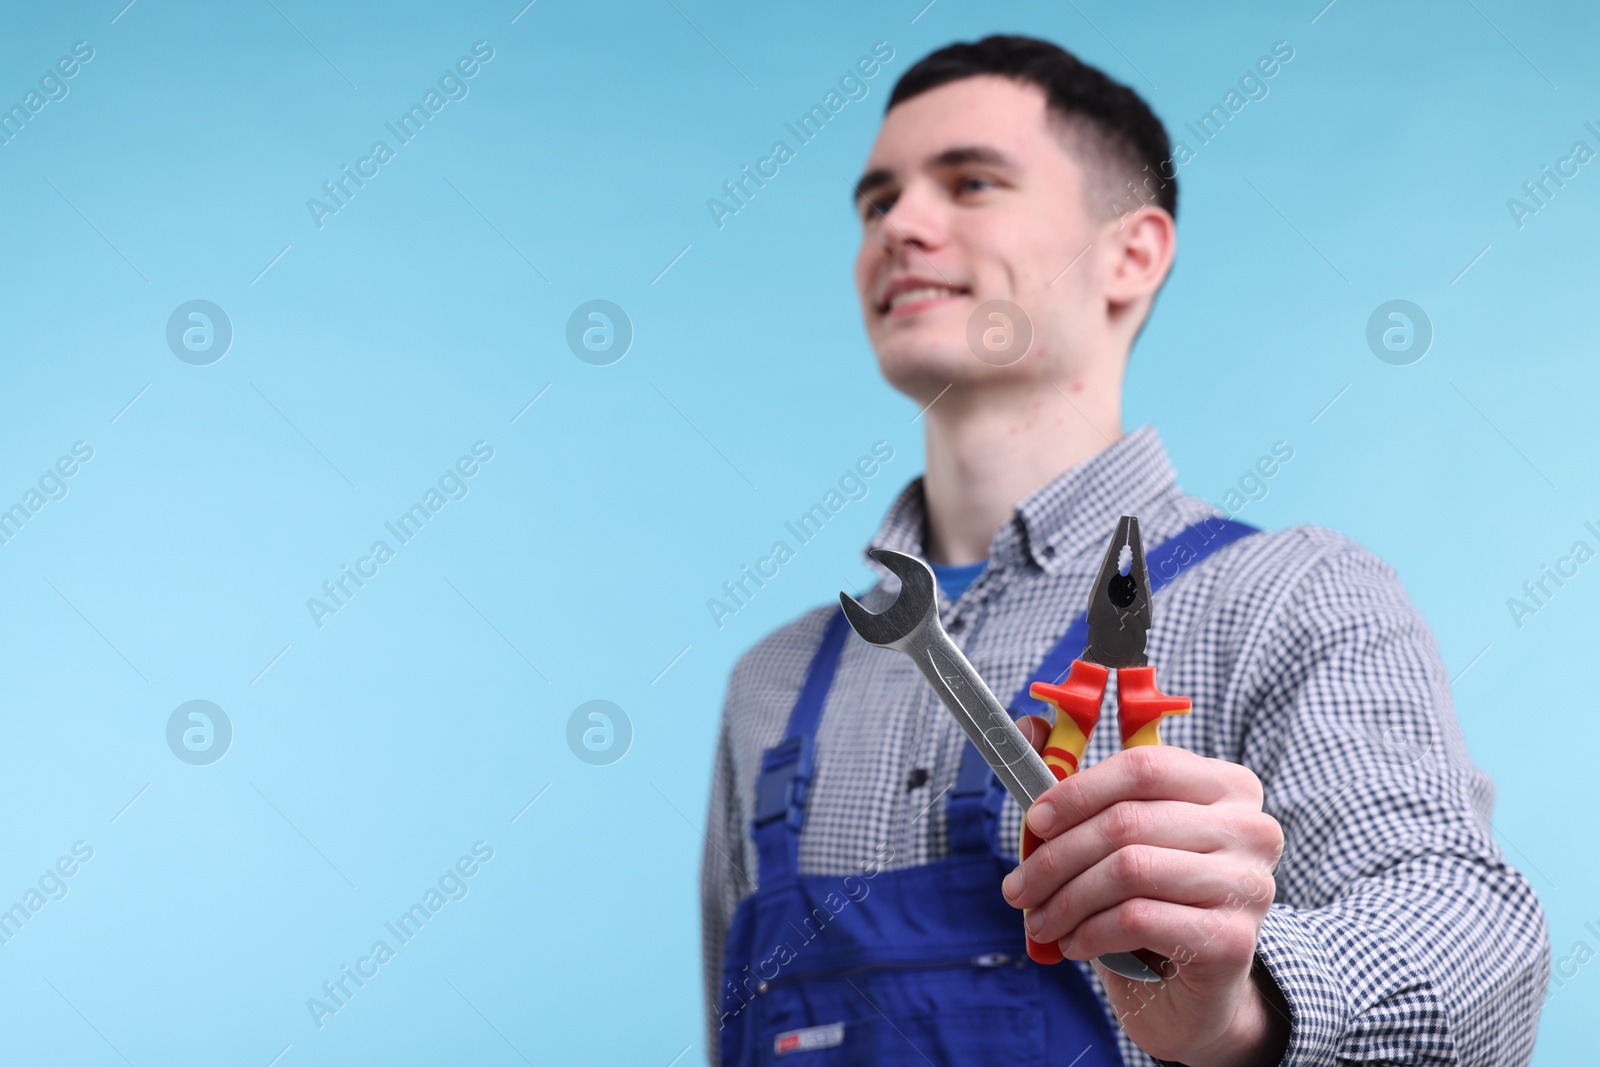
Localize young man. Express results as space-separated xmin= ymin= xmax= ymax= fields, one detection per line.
xmin=701 ymin=35 xmax=1548 ymax=1067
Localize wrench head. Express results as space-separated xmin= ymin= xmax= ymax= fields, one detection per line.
xmin=839 ymin=549 xmax=937 ymax=650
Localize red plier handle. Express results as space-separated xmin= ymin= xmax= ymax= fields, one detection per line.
xmin=1020 ymin=661 xmax=1191 ymax=965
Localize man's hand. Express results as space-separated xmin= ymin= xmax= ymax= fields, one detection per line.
xmin=1001 ymin=717 xmax=1292 ymax=1067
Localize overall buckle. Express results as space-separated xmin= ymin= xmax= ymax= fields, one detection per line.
xmin=754 ymin=735 xmax=815 ymax=832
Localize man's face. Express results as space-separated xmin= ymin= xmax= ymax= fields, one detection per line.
xmin=853 ymin=75 xmax=1108 ymax=399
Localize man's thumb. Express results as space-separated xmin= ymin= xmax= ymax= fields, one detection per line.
xmin=1017 ymin=714 xmax=1051 ymax=755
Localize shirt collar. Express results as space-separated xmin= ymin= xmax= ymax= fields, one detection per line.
xmin=864 ymin=424 xmax=1181 ymax=576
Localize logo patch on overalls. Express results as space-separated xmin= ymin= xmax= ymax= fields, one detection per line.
xmin=773 ymin=1021 xmax=844 ymax=1055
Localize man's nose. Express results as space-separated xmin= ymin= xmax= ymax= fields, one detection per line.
xmin=876 ymin=184 xmax=944 ymax=253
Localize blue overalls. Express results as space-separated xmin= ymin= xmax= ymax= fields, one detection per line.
xmin=717 ymin=519 xmax=1259 ymax=1066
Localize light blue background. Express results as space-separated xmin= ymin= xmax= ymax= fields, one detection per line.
xmin=0 ymin=0 xmax=1592 ymax=1063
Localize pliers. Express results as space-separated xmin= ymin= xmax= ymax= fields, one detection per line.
xmin=1021 ymin=515 xmax=1192 ymax=966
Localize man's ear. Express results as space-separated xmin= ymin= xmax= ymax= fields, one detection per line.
xmin=1101 ymin=205 xmax=1176 ymax=310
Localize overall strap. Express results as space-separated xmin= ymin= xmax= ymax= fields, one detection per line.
xmin=949 ymin=517 xmax=1261 ymax=855
xmin=752 ymin=609 xmax=851 ymax=883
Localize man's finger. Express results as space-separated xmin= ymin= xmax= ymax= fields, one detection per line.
xmin=1027 ymin=745 xmax=1251 ymax=839
xmin=1023 ymin=846 xmax=1268 ymax=944
xmin=1018 ymin=714 xmax=1050 ymax=754
xmin=1002 ymin=800 xmax=1244 ymax=909
xmin=1063 ymin=897 xmax=1262 ymax=981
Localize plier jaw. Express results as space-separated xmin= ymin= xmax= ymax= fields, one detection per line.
xmin=1083 ymin=514 xmax=1153 ymax=670
xmin=1019 ymin=515 xmax=1192 ymax=968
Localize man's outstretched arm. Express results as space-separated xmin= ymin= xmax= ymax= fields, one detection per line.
xmin=1008 ymin=536 xmax=1550 ymax=1066
xmin=1239 ymin=540 xmax=1549 ymax=1065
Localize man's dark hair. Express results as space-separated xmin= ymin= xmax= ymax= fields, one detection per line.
xmin=886 ymin=35 xmax=1177 ymax=222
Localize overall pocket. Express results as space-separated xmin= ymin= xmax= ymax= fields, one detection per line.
xmin=752 ymin=955 xmax=1049 ymax=1067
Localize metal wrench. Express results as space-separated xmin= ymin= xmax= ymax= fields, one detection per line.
xmin=840 ymin=547 xmax=1163 ymax=983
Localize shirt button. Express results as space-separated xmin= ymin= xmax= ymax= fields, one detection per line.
xmin=906 ymin=767 xmax=930 ymax=790
xmin=949 ymin=617 xmax=965 ymax=633
xmin=1042 ymin=544 xmax=1056 ymax=559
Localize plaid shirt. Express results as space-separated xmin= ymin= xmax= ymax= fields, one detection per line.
xmin=700 ymin=425 xmax=1549 ymax=1066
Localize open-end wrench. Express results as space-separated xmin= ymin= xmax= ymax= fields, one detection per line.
xmin=839 ymin=547 xmax=1163 ymax=983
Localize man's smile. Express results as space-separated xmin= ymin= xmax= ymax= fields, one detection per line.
xmin=876 ymin=275 xmax=973 ymax=317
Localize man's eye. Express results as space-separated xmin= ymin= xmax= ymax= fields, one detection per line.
xmin=862 ymin=194 xmax=897 ymax=220
xmin=957 ymin=175 xmax=993 ymax=194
